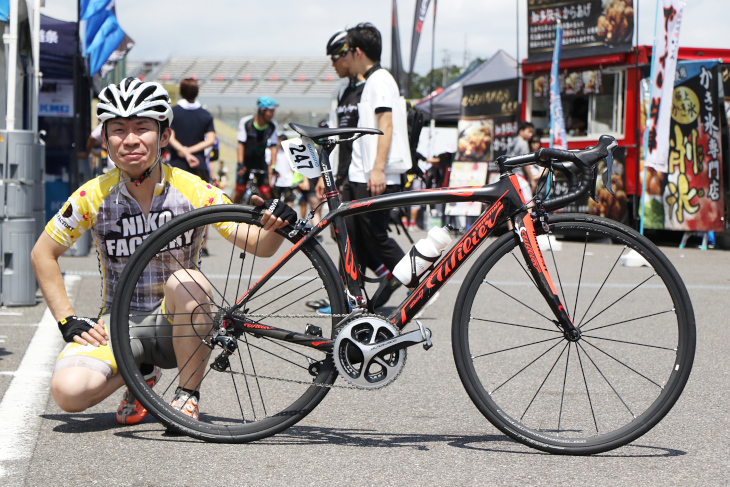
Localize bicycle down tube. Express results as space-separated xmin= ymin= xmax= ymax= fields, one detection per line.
xmin=230 ymin=170 xmax=579 ymax=350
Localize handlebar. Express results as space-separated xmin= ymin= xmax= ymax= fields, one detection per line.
xmin=497 ymin=135 xmax=618 ymax=212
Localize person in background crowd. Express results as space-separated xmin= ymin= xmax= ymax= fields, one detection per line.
xmin=87 ymin=124 xmax=114 ymax=175
xmin=234 ymin=97 xmax=279 ymax=204
xmin=528 ymin=135 xmax=549 ymax=198
xmin=271 ymin=134 xmax=297 ymax=208
xmin=213 ymin=160 xmax=229 ymax=192
xmin=167 ymin=78 xmax=216 ymax=183
xmin=340 ymin=22 xmax=409 ymax=307
xmin=506 ymin=121 xmax=537 ymax=202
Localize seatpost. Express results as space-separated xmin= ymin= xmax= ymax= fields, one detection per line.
xmin=318 ymin=141 xmax=342 ymax=211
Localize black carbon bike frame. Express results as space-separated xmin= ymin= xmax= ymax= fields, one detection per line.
xmin=230 ymin=143 xmax=582 ymax=353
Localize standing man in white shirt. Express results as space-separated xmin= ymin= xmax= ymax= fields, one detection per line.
xmin=341 ymin=22 xmax=407 ymax=290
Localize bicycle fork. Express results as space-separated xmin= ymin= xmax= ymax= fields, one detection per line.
xmin=511 ymin=209 xmax=581 ymax=341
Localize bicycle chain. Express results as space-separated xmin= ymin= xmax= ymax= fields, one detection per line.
xmin=223 ymin=312 xmax=398 ymax=390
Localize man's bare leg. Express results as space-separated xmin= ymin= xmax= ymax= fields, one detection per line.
xmin=164 ymin=269 xmax=215 ymax=393
xmin=51 ymin=367 xmax=124 ymax=412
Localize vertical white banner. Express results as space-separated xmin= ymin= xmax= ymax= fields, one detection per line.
xmin=645 ymin=0 xmax=686 ymax=172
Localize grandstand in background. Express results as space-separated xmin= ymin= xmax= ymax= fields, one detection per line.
xmin=127 ymin=57 xmax=340 ymax=128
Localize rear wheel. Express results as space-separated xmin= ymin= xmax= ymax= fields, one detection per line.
xmin=111 ymin=205 xmax=347 ymax=442
xmin=452 ymin=213 xmax=695 ymax=454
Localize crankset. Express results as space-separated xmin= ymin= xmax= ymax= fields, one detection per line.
xmin=333 ymin=316 xmax=432 ymax=389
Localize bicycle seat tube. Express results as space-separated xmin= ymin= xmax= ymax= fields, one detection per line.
xmin=317 ymin=142 xmax=365 ymax=305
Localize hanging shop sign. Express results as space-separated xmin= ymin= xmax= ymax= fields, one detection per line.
xmin=641 ymin=60 xmax=726 ymax=231
xmin=533 ymin=69 xmax=603 ymax=98
xmin=527 ymin=0 xmax=634 ymax=62
xmin=38 ymin=80 xmax=74 ymax=118
xmin=458 ymin=79 xmax=520 ymax=162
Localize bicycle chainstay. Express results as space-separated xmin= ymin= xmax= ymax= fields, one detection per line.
xmin=221 ymin=313 xmax=402 ymax=390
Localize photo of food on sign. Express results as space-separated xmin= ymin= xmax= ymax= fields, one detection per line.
xmin=596 ymin=0 xmax=634 ymax=45
xmin=588 ymin=151 xmax=628 ymax=222
xmin=457 ymin=119 xmax=493 ymax=162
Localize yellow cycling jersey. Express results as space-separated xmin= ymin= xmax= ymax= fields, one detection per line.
xmin=46 ymin=164 xmax=236 ymax=312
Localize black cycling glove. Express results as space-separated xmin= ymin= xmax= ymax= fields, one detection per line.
xmin=261 ymin=198 xmax=297 ymax=225
xmin=58 ymin=315 xmax=98 ymax=343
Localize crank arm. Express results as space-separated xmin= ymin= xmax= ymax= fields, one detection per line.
xmin=360 ymin=326 xmax=433 ymax=364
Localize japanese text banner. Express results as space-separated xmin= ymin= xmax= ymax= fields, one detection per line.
xmin=550 ymin=21 xmax=567 ymax=150
xmin=645 ymin=0 xmax=686 ymax=173
xmin=642 ymin=61 xmax=725 ymax=232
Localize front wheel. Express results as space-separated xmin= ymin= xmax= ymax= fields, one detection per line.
xmin=111 ymin=205 xmax=347 ymax=443
xmin=452 ymin=213 xmax=695 ymax=455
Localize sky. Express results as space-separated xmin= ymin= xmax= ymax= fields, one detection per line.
xmin=41 ymin=0 xmax=729 ymax=76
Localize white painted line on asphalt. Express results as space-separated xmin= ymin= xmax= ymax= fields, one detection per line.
xmin=0 ymin=275 xmax=80 ymax=479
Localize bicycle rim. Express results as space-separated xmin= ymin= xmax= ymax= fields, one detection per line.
xmin=452 ymin=214 xmax=695 ymax=454
xmin=111 ymin=205 xmax=347 ymax=442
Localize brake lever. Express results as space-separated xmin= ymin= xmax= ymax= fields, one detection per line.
xmin=602 ymin=147 xmax=616 ymax=196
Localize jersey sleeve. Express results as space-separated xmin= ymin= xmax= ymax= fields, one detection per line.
xmin=237 ymin=116 xmax=251 ymax=143
xmin=367 ymin=73 xmax=395 ymax=113
xmin=44 ymin=181 xmax=99 ymax=247
xmin=205 ymin=111 xmax=215 ymax=134
xmin=267 ymin=121 xmax=279 ymax=147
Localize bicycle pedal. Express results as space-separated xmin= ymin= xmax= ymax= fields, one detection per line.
xmin=416 ymin=321 xmax=433 ymax=350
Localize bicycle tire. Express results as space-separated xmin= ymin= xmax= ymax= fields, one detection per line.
xmin=111 ymin=205 xmax=347 ymax=442
xmin=452 ymin=213 xmax=695 ymax=455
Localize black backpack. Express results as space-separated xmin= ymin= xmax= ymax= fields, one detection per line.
xmin=406 ymin=101 xmax=427 ymax=177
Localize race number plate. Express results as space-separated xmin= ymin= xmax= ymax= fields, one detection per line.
xmin=282 ymin=137 xmax=322 ymax=179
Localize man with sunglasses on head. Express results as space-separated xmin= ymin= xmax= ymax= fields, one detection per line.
xmin=338 ymin=22 xmax=409 ymax=301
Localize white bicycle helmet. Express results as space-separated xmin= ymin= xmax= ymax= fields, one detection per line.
xmin=96 ymin=78 xmax=174 ymax=186
xmin=97 ymin=77 xmax=174 ymax=127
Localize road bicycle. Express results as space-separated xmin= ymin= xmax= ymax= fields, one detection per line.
xmin=111 ymin=123 xmax=695 ymax=455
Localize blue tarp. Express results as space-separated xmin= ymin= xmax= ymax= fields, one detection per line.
xmin=0 ymin=0 xmax=9 ymax=22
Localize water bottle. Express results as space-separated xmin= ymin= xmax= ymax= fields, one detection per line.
xmin=393 ymin=226 xmax=452 ymax=287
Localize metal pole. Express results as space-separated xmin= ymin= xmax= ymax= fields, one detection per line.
xmin=32 ymin=0 xmax=41 ymax=137
xmin=429 ymin=0 xmax=436 ymax=155
xmin=4 ymin=0 xmax=19 ymax=130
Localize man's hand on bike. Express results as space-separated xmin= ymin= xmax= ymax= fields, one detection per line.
xmin=237 ymin=164 xmax=246 ymax=177
xmin=58 ymin=315 xmax=108 ymax=347
xmin=252 ymin=196 xmax=297 ymax=232
xmin=368 ymin=168 xmax=386 ymax=196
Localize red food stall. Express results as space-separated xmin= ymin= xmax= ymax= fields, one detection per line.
xmin=520 ymin=1 xmax=729 ymax=234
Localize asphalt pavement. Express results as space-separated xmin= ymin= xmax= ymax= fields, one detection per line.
xmin=0 ymin=223 xmax=728 ymax=486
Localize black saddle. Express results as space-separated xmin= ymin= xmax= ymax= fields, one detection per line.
xmin=288 ymin=122 xmax=382 ymax=140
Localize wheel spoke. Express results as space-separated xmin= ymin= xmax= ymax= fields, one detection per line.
xmin=576 ymin=343 xmax=599 ymax=434
xmin=489 ymin=338 xmax=565 ymax=395
xmin=581 ymin=338 xmax=666 ymax=389
xmin=470 ymin=316 xmax=562 ymax=334
xmin=580 ymin=334 xmax=677 ymax=352
xmin=579 ymin=273 xmax=658 ymax=329
xmin=473 ymin=335 xmax=563 ymax=360
xmin=520 ymin=341 xmax=569 ymax=421
xmin=484 ymin=280 xmax=556 ymax=324
xmin=581 ymin=309 xmax=674 ymax=334
xmin=577 ymin=342 xmax=636 ymax=419
xmin=572 ymin=232 xmax=589 ymax=320
xmin=576 ymin=246 xmax=626 ymax=327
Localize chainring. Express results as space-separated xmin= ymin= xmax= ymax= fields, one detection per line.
xmin=333 ymin=315 xmax=407 ymax=389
